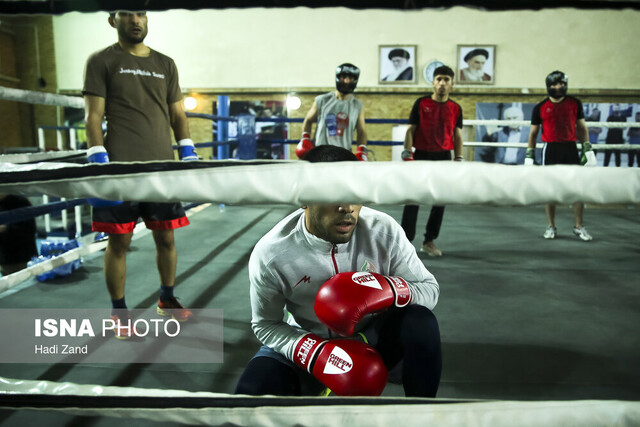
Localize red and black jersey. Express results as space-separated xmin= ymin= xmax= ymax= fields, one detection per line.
xmin=531 ymin=96 xmax=584 ymax=143
xmin=409 ymin=96 xmax=463 ymax=152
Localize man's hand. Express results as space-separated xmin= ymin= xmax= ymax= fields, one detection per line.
xmin=178 ymin=139 xmax=198 ymax=161
xmin=524 ymin=148 xmax=535 ymax=166
xmin=296 ymin=132 xmax=314 ymax=159
xmin=355 ymin=145 xmax=368 ymax=161
xmin=581 ymin=141 xmax=597 ymax=167
xmin=401 ymin=149 xmax=414 ymax=161
xmin=293 ymin=333 xmax=387 ymax=396
xmin=314 ymin=271 xmax=412 ymax=337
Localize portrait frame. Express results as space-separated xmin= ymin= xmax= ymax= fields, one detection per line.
xmin=379 ymin=45 xmax=417 ymax=85
xmin=456 ymin=44 xmax=496 ymax=85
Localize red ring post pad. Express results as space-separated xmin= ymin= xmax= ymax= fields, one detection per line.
xmin=314 ymin=272 xmax=412 ymax=337
xmin=293 ymin=333 xmax=388 ymax=396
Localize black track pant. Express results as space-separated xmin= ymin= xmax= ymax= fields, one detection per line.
xmin=235 ymin=305 xmax=442 ymax=397
xmin=401 ymin=149 xmax=451 ymax=243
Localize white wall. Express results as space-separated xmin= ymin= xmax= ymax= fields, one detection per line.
xmin=54 ymin=7 xmax=640 ymax=91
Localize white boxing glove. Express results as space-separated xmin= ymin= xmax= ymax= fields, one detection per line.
xmin=524 ymin=148 xmax=535 ymax=166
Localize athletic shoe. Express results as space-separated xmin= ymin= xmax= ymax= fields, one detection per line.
xmin=110 ymin=310 xmax=136 ymax=340
xmin=157 ymin=297 xmax=193 ymax=322
xmin=421 ymin=241 xmax=443 ymax=257
xmin=573 ymin=226 xmax=593 ymax=241
xmin=543 ymin=226 xmax=557 ymax=240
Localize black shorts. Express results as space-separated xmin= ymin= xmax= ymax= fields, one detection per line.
xmin=413 ymin=149 xmax=452 ymax=161
xmin=92 ymin=202 xmax=189 ymax=234
xmin=542 ymin=142 xmax=580 ymax=166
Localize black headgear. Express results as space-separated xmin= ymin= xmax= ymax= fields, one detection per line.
xmin=335 ymin=63 xmax=360 ymax=94
xmin=545 ymin=70 xmax=568 ymax=98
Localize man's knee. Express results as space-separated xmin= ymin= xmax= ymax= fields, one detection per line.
xmin=401 ymin=305 xmax=440 ymax=346
xmin=107 ymin=233 xmax=132 ymax=256
xmin=235 ymin=356 xmax=300 ymax=396
xmin=153 ymin=230 xmax=175 ymax=251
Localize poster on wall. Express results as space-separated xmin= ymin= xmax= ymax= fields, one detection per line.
xmin=227 ymin=100 xmax=288 ymax=160
xmin=456 ymin=45 xmax=495 ymax=85
xmin=474 ymin=102 xmax=535 ymax=165
xmin=475 ymin=102 xmax=640 ymax=167
xmin=584 ymin=102 xmax=639 ymax=167
xmin=379 ymin=45 xmax=417 ymax=84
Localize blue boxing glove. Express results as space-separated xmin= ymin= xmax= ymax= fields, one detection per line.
xmin=86 ymin=146 xmax=122 ymax=207
xmin=178 ymin=139 xmax=198 ymax=161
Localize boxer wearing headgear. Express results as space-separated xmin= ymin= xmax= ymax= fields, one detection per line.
xmin=335 ymin=63 xmax=360 ymax=94
xmin=545 ymin=70 xmax=569 ymax=99
xmin=526 ymin=70 xmax=595 ymax=241
xmin=235 ymin=145 xmax=441 ymax=397
xmin=297 ymin=64 xmax=369 ymax=160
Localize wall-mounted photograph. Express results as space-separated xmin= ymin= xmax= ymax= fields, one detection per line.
xmin=456 ymin=45 xmax=496 ymax=84
xmin=379 ymin=45 xmax=417 ymax=84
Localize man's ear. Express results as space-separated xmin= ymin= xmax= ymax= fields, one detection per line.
xmin=108 ymin=15 xmax=116 ymax=28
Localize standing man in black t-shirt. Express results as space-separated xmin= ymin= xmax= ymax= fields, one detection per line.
xmin=400 ymin=65 xmax=464 ymax=257
xmin=525 ymin=70 xmax=597 ymax=242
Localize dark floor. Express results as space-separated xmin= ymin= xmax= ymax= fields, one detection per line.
xmin=0 ymin=203 xmax=638 ymax=426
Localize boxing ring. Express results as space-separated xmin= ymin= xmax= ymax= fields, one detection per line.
xmin=1 ymin=88 xmax=640 ymax=426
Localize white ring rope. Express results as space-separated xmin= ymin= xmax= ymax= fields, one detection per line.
xmin=0 ymin=150 xmax=87 ymax=164
xmin=1 ymin=160 xmax=639 ymax=206
xmin=465 ymin=119 xmax=636 ymax=128
xmin=0 ymin=86 xmax=84 ymax=109
xmin=0 ymin=87 xmax=636 ymax=129
xmin=0 ymin=375 xmax=638 ymax=426
xmin=466 ymin=142 xmax=637 ymax=149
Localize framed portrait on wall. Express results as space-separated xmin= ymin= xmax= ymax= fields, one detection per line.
xmin=456 ymin=45 xmax=496 ymax=85
xmin=379 ymin=45 xmax=417 ymax=84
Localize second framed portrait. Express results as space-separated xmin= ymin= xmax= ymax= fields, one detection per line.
xmin=379 ymin=45 xmax=417 ymax=84
xmin=456 ymin=45 xmax=496 ymax=85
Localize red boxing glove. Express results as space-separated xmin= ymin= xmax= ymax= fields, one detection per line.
xmin=315 ymin=272 xmax=412 ymax=337
xmin=355 ymin=145 xmax=368 ymax=161
xmin=293 ymin=333 xmax=388 ymax=396
xmin=296 ymin=132 xmax=313 ymax=159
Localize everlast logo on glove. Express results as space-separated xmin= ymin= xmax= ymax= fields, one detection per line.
xmin=351 ymin=272 xmax=383 ymax=290
xmin=323 ymin=347 xmax=353 ymax=374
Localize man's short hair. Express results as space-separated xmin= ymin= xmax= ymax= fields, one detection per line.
xmin=304 ymin=145 xmax=358 ymax=163
xmin=388 ymin=48 xmax=410 ymax=60
xmin=432 ymin=65 xmax=454 ymax=79
xmin=464 ymin=48 xmax=489 ymax=62
xmin=109 ymin=10 xmax=146 ymax=18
